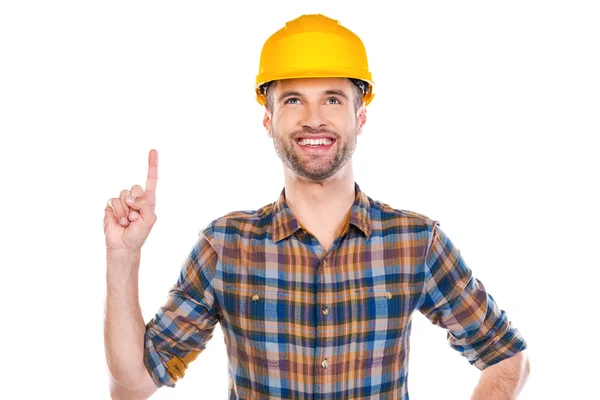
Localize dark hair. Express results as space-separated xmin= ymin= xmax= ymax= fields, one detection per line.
xmin=260 ymin=78 xmax=368 ymax=112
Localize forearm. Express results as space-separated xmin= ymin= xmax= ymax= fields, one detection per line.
xmin=471 ymin=350 xmax=530 ymax=400
xmin=104 ymin=250 xmax=149 ymax=389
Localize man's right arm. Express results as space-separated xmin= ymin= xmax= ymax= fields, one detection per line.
xmin=104 ymin=250 xmax=158 ymax=400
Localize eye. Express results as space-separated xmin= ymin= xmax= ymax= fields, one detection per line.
xmin=326 ymin=97 xmax=342 ymax=105
xmin=284 ymin=97 xmax=301 ymax=104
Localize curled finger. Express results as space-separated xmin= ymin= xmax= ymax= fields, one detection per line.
xmin=119 ymin=189 xmax=131 ymax=218
xmin=110 ymin=197 xmax=129 ymax=226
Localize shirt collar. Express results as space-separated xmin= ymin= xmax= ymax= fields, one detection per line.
xmin=270 ymin=182 xmax=371 ymax=243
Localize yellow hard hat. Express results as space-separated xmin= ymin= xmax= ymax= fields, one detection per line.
xmin=255 ymin=14 xmax=375 ymax=106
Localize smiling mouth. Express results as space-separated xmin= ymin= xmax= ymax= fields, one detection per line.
xmin=295 ymin=137 xmax=336 ymax=147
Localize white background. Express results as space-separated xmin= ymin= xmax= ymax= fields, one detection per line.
xmin=1 ymin=1 xmax=598 ymax=399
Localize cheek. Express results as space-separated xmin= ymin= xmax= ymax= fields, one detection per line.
xmin=272 ymin=112 xmax=298 ymax=133
xmin=333 ymin=121 xmax=356 ymax=136
xmin=276 ymin=109 xmax=301 ymax=127
xmin=325 ymin=108 xmax=355 ymax=125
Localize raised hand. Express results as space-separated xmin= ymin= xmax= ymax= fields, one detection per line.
xmin=104 ymin=149 xmax=159 ymax=252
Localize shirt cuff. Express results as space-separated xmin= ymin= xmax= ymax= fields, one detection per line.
xmin=472 ymin=322 xmax=528 ymax=370
xmin=143 ymin=327 xmax=177 ymax=388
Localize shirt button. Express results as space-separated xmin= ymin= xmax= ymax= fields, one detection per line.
xmin=322 ymin=261 xmax=327 ymax=267
xmin=251 ymin=293 xmax=260 ymax=302
xmin=322 ymin=306 xmax=330 ymax=315
xmin=321 ymin=358 xmax=329 ymax=369
xmin=384 ymin=291 xmax=393 ymax=300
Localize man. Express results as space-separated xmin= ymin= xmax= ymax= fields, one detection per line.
xmin=104 ymin=14 xmax=529 ymax=399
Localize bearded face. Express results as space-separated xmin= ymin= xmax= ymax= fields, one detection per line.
xmin=265 ymin=78 xmax=365 ymax=181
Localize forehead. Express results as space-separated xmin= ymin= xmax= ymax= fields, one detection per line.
xmin=273 ymin=77 xmax=352 ymax=94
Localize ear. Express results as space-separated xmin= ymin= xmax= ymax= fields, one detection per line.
xmin=263 ymin=107 xmax=273 ymax=138
xmin=356 ymin=103 xmax=367 ymax=134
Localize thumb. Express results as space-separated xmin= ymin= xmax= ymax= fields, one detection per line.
xmin=125 ymin=193 xmax=155 ymax=220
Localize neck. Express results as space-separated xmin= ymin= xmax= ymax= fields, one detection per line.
xmin=283 ymin=163 xmax=356 ymax=235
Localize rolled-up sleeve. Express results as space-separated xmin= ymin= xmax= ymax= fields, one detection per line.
xmin=143 ymin=226 xmax=220 ymax=387
xmin=418 ymin=221 xmax=527 ymax=370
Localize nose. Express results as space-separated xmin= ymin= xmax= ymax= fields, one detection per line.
xmin=301 ymin=102 xmax=327 ymax=131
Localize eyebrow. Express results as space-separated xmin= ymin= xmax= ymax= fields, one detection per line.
xmin=278 ymin=91 xmax=302 ymax=102
xmin=323 ymin=89 xmax=349 ymax=100
xmin=277 ymin=89 xmax=350 ymax=103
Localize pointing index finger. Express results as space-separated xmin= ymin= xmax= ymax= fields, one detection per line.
xmin=145 ymin=149 xmax=158 ymax=201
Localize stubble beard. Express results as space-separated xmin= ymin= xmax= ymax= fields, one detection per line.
xmin=271 ymin=124 xmax=358 ymax=181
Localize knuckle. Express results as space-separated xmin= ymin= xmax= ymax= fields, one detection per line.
xmin=120 ymin=189 xmax=129 ymax=197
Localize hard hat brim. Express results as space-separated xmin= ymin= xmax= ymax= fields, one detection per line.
xmin=255 ymin=68 xmax=375 ymax=107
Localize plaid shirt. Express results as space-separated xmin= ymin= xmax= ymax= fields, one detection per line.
xmin=143 ymin=182 xmax=527 ymax=399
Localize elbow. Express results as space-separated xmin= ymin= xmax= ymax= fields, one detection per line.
xmin=507 ymin=349 xmax=530 ymax=396
xmin=511 ymin=349 xmax=530 ymax=378
xmin=108 ymin=374 xmax=156 ymax=400
xmin=521 ymin=350 xmax=531 ymax=381
xmin=109 ymin=378 xmax=130 ymax=400
xmin=515 ymin=349 xmax=531 ymax=397
xmin=109 ymin=377 xmax=135 ymax=400
xmin=481 ymin=349 xmax=530 ymax=381
xmin=503 ymin=349 xmax=530 ymax=382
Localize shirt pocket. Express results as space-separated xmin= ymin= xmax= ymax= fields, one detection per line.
xmin=224 ymin=284 xmax=289 ymax=367
xmin=351 ymin=283 xmax=420 ymax=368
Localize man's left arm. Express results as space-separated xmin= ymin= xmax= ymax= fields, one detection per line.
xmin=470 ymin=349 xmax=530 ymax=400
xmin=418 ymin=221 xmax=529 ymax=399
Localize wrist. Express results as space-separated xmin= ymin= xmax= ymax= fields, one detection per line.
xmin=106 ymin=248 xmax=142 ymax=260
xmin=106 ymin=249 xmax=142 ymax=278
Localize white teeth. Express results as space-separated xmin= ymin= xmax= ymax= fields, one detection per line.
xmin=298 ymin=138 xmax=333 ymax=146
